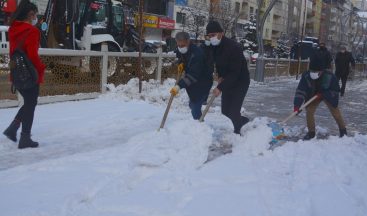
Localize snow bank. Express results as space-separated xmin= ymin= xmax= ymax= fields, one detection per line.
xmin=347 ymin=79 xmax=367 ymax=92
xmin=1 ymin=115 xmax=366 ymax=216
xmin=104 ymin=78 xmax=190 ymax=111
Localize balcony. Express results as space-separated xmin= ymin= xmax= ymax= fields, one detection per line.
xmin=272 ymin=22 xmax=284 ymax=32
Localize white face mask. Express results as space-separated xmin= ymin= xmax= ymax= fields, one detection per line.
xmin=310 ymin=72 xmax=320 ymax=80
xmin=210 ymin=36 xmax=221 ymax=46
xmin=32 ymin=17 xmax=38 ymax=26
xmin=205 ymin=40 xmax=211 ymax=46
xmin=178 ymin=46 xmax=188 ymax=54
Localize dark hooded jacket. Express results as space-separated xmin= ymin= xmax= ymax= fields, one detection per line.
xmin=176 ymin=43 xmax=213 ymax=102
xmin=335 ymin=51 xmax=355 ymax=77
xmin=211 ymin=36 xmax=250 ymax=92
xmin=294 ymin=70 xmax=340 ymax=108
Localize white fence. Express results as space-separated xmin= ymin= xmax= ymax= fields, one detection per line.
xmin=1 ymin=46 xmax=366 ymax=109
xmin=0 ymin=44 xmax=177 ymax=108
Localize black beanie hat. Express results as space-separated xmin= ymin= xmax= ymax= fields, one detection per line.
xmin=206 ymin=21 xmax=223 ymax=34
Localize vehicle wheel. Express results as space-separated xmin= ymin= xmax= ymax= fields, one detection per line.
xmin=91 ymin=43 xmax=120 ymax=77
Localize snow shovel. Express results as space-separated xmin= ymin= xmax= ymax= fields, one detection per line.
xmin=269 ymin=95 xmax=319 ymax=147
xmin=158 ymin=63 xmax=184 ymax=131
xmin=199 ymin=94 xmax=216 ymax=122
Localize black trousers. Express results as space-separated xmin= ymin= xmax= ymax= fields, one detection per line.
xmin=336 ymin=74 xmax=348 ymax=96
xmin=221 ymin=82 xmax=249 ymax=133
xmin=14 ymin=85 xmax=39 ymax=134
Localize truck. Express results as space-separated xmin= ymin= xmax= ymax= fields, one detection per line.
xmin=42 ymin=0 xmax=156 ymax=52
xmin=41 ymin=0 xmax=158 ymax=76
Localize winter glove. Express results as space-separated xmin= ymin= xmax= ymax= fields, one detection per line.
xmin=294 ymin=106 xmax=302 ymax=115
xmin=170 ymin=85 xmax=180 ymax=96
xmin=177 ymin=63 xmax=184 ymax=75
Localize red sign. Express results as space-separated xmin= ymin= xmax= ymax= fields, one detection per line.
xmin=90 ymin=2 xmax=101 ymax=10
xmin=2 ymin=0 xmax=17 ymax=13
xmin=158 ymin=18 xmax=175 ymax=30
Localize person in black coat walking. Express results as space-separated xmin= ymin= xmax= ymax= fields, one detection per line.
xmin=311 ymin=42 xmax=333 ymax=70
xmin=205 ymin=21 xmax=250 ymax=134
xmin=170 ymin=32 xmax=213 ymax=120
xmin=335 ymin=46 xmax=355 ymax=96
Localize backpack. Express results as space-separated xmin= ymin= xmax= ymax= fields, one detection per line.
xmin=9 ymin=31 xmax=38 ymax=93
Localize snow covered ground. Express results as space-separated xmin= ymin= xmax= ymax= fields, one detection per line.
xmin=1 ymin=78 xmax=367 ymax=216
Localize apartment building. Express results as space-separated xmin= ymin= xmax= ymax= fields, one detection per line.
xmin=173 ymin=0 xmax=210 ymax=40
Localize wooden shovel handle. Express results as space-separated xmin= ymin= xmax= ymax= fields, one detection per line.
xmin=199 ymin=94 xmax=216 ymax=122
xmin=281 ymin=95 xmax=319 ymax=124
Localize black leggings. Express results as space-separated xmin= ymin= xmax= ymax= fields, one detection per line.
xmin=15 ymin=85 xmax=39 ymax=134
xmin=221 ymin=82 xmax=249 ymax=132
xmin=336 ymin=75 xmax=348 ymax=95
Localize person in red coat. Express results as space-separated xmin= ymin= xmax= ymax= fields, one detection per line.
xmin=3 ymin=0 xmax=45 ymax=149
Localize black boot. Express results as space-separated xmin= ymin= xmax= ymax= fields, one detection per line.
xmin=303 ymin=131 xmax=316 ymax=141
xmin=18 ymin=132 xmax=39 ymax=149
xmin=3 ymin=120 xmax=20 ymax=142
xmin=339 ymin=128 xmax=347 ymax=138
xmin=234 ymin=116 xmax=250 ymax=134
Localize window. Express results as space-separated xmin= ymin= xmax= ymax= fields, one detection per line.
xmin=265 ymin=28 xmax=269 ymax=37
xmin=176 ymin=12 xmax=186 ymax=24
xmin=235 ymin=2 xmax=240 ymax=13
xmin=112 ymin=6 xmax=124 ymax=32
xmin=250 ymin=7 xmax=254 ymax=14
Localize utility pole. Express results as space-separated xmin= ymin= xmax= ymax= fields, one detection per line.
xmin=296 ymin=0 xmax=308 ymax=80
xmin=138 ymin=0 xmax=144 ymax=93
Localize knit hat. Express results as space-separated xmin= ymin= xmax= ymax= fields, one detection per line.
xmin=206 ymin=21 xmax=223 ymax=34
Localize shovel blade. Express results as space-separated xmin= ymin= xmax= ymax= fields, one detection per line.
xmin=268 ymin=122 xmax=286 ymax=143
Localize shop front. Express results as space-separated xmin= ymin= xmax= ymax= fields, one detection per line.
xmin=135 ymin=14 xmax=175 ymax=51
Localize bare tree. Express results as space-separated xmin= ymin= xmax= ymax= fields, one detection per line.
xmin=209 ymin=0 xmax=240 ymax=38
xmin=179 ymin=1 xmax=209 ymax=42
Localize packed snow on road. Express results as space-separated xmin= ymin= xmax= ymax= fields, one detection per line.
xmin=1 ymin=78 xmax=367 ymax=216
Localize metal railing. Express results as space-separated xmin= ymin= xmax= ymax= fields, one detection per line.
xmin=1 ymin=46 xmax=366 ymax=108
xmin=0 ymin=44 xmax=177 ymax=108
xmin=248 ymin=58 xmax=310 ymax=79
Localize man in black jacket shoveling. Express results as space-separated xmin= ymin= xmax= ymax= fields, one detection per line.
xmin=206 ymin=21 xmax=251 ymax=134
xmin=170 ymin=32 xmax=213 ymax=120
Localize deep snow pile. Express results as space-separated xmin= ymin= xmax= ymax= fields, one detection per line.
xmin=0 ymin=112 xmax=366 ymax=216
xmin=104 ymin=78 xmax=190 ymax=110
xmin=1 ymin=78 xmax=367 ymax=215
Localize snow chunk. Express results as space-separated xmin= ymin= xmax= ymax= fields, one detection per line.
xmin=129 ymin=119 xmax=213 ymax=171
xmin=103 ymin=78 xmax=189 ymax=110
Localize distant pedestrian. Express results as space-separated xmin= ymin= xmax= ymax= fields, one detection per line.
xmin=335 ymin=46 xmax=355 ymax=97
xmin=3 ymin=0 xmax=45 ymax=149
xmin=206 ymin=21 xmax=250 ymax=134
xmin=294 ymin=56 xmax=347 ymax=140
xmin=312 ymin=42 xmax=333 ymax=70
xmin=170 ymin=32 xmax=213 ymax=120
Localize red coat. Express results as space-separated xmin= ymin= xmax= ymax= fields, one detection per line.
xmin=9 ymin=21 xmax=45 ymax=84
